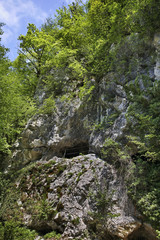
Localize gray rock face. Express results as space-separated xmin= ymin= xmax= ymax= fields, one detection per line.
xmin=5 ymin=155 xmax=156 ymax=239
xmin=10 ymin=33 xmax=156 ymax=168
xmin=3 ymin=34 xmax=159 ymax=239
xmin=154 ymin=33 xmax=160 ymax=80
xmin=10 ymin=80 xmax=130 ymax=170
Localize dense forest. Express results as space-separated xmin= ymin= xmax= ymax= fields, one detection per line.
xmin=0 ymin=0 xmax=160 ymax=239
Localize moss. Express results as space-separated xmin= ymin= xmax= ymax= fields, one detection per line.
xmin=67 ymin=172 xmax=73 ymax=178
xmin=43 ymin=160 xmax=56 ymax=169
xmin=71 ymin=217 xmax=80 ymax=226
xmin=90 ymin=160 xmax=93 ymax=164
xmin=55 ymin=164 xmax=67 ymax=176
xmin=76 ymin=168 xmax=87 ymax=183
xmin=46 ymin=176 xmax=53 ymax=184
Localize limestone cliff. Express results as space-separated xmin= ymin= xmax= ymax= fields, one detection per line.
xmin=0 ymin=34 xmax=160 ymax=239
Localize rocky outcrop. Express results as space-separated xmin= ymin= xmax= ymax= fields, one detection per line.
xmin=154 ymin=33 xmax=160 ymax=80
xmin=1 ymin=154 xmax=157 ymax=239
xmin=2 ymin=33 xmax=159 ymax=239
xmin=10 ymin=80 xmax=129 ymax=170
xmin=9 ymin=34 xmax=156 ymax=172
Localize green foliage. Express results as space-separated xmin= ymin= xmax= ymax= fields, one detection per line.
xmin=0 ymin=0 xmax=159 ymax=156
xmin=0 ymin=1 xmax=156 ymax=150
xmin=127 ymin=159 xmax=160 ymax=230
xmin=124 ymin=69 xmax=160 ymax=232
xmin=44 ymin=231 xmax=61 ymax=240
xmin=92 ymin=111 xmax=120 ymax=132
xmin=71 ymin=217 xmax=80 ymax=226
xmin=0 ymin=172 xmax=10 ymax=204
xmin=0 ymin=24 xmax=36 ymax=154
xmin=91 ymin=189 xmax=116 ymax=219
xmin=79 ymin=78 xmax=95 ymax=101
xmin=126 ymin=0 xmax=160 ymax=35
xmin=18 ymin=23 xmax=54 ymax=79
xmin=0 ymin=220 xmax=37 ymax=240
xmin=126 ymin=76 xmax=160 ymax=162
xmin=138 ymin=190 xmax=160 ymax=222
xmin=38 ymin=95 xmax=56 ymax=115
xmin=0 ymin=184 xmax=21 ymax=222
xmin=33 ymin=199 xmax=55 ymax=221
xmin=101 ymin=138 xmax=130 ymax=173
xmin=0 ymin=70 xmax=36 ymax=153
xmin=156 ymin=230 xmax=160 ymax=240
xmin=0 ymin=73 xmax=35 ymax=151
xmin=101 ymin=138 xmax=127 ymax=163
xmin=76 ymin=167 xmax=87 ymax=182
xmin=0 ymin=0 xmax=160 ymax=235
xmin=88 ymin=184 xmax=119 ymax=239
xmin=101 ymin=138 xmax=120 ymax=160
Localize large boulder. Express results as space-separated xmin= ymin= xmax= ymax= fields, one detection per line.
xmin=1 ymin=154 xmax=157 ymax=239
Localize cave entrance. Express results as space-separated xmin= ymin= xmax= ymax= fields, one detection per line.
xmin=127 ymin=225 xmax=157 ymax=240
xmin=62 ymin=142 xmax=89 ymax=158
xmin=130 ymin=238 xmax=146 ymax=240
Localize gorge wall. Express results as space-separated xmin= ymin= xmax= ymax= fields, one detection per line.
xmin=0 ymin=34 xmax=160 ymax=239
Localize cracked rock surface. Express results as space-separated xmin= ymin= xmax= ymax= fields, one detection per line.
xmin=1 ymin=154 xmax=157 ymax=239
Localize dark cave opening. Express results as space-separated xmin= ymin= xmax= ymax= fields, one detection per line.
xmin=61 ymin=142 xmax=89 ymax=158
xmin=30 ymin=224 xmax=52 ymax=235
xmin=130 ymin=238 xmax=146 ymax=240
xmin=34 ymin=225 xmax=62 ymax=237
xmin=127 ymin=226 xmax=157 ymax=240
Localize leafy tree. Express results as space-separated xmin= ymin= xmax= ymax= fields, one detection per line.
xmin=0 ymin=69 xmax=36 ymax=154
xmin=18 ymin=24 xmax=48 ymax=78
xmin=126 ymin=0 xmax=160 ymax=35
xmin=40 ymin=1 xmax=92 ymax=95
xmin=0 ymin=24 xmax=36 ymax=154
xmin=17 ymin=23 xmax=58 ymax=97
xmin=52 ymin=1 xmax=90 ymax=79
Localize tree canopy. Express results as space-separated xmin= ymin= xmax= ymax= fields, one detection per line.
xmin=0 ymin=24 xmax=35 ymax=154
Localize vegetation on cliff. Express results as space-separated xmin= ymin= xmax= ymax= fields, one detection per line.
xmin=0 ymin=0 xmax=159 ymax=153
xmin=0 ymin=0 xmax=160 ymax=238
